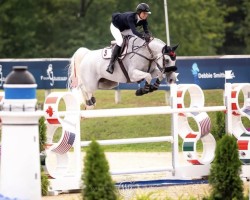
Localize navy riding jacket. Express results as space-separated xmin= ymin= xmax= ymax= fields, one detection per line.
xmin=112 ymin=12 xmax=149 ymax=39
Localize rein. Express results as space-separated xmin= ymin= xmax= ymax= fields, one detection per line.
xmin=123 ymin=38 xmax=159 ymax=73
xmin=132 ymin=38 xmax=165 ymax=73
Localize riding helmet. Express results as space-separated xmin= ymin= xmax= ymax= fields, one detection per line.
xmin=136 ymin=3 xmax=151 ymax=14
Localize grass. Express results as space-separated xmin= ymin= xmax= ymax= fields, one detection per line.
xmin=36 ymin=88 xmax=240 ymax=152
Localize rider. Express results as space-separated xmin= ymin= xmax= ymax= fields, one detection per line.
xmin=106 ymin=3 xmax=151 ymax=74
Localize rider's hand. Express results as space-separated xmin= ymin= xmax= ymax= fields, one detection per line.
xmin=144 ymin=33 xmax=151 ymax=42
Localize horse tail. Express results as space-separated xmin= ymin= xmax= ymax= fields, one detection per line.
xmin=68 ymin=47 xmax=90 ymax=105
xmin=68 ymin=47 xmax=90 ymax=90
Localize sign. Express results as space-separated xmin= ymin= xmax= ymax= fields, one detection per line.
xmin=0 ymin=59 xmax=70 ymax=89
xmin=175 ymin=56 xmax=248 ymax=89
xmin=1 ymin=56 xmax=250 ymax=90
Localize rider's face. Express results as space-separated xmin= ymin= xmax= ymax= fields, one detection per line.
xmin=139 ymin=12 xmax=149 ymax=20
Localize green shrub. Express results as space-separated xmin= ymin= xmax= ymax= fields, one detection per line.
xmin=211 ymin=111 xmax=226 ymax=140
xmin=82 ymin=140 xmax=117 ymax=200
xmin=41 ymin=167 xmax=50 ymax=196
xmin=39 ymin=117 xmax=49 ymax=196
xmin=39 ymin=116 xmax=47 ymax=152
xmin=208 ymin=134 xmax=243 ymax=200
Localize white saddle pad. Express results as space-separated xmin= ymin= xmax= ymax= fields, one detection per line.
xmin=102 ymin=46 xmax=127 ymax=59
xmin=102 ymin=47 xmax=112 ymax=59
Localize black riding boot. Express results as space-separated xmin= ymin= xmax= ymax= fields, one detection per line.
xmin=106 ymin=45 xmax=121 ymax=74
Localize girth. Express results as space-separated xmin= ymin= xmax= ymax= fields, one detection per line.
xmin=117 ymin=59 xmax=131 ymax=83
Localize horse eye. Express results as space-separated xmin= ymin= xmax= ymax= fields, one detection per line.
xmin=165 ymin=59 xmax=169 ymax=63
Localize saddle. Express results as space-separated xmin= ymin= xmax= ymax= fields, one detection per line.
xmin=102 ymin=35 xmax=133 ymax=59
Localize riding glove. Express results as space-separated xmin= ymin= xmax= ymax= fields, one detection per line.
xmin=144 ymin=33 xmax=151 ymax=42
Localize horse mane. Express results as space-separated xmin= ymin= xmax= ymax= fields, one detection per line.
xmin=145 ymin=37 xmax=166 ymax=54
xmin=152 ymin=37 xmax=166 ymax=46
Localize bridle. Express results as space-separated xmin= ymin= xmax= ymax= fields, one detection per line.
xmin=125 ymin=37 xmax=177 ymax=74
xmin=117 ymin=37 xmax=177 ymax=83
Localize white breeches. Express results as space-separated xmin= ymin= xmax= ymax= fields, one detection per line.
xmin=110 ymin=23 xmax=135 ymax=46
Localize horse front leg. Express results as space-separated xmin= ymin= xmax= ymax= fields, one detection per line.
xmin=129 ymin=69 xmax=153 ymax=96
xmin=148 ymin=70 xmax=165 ymax=93
xmin=135 ymin=82 xmax=151 ymax=96
xmin=139 ymin=77 xmax=162 ymax=95
xmin=148 ymin=78 xmax=161 ymax=92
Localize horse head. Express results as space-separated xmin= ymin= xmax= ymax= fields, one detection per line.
xmin=162 ymin=44 xmax=178 ymax=72
xmin=161 ymin=44 xmax=178 ymax=84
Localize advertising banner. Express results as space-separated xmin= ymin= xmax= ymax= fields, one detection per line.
xmin=176 ymin=56 xmax=250 ymax=89
xmin=118 ymin=56 xmax=250 ymax=90
xmin=0 ymin=59 xmax=70 ymax=89
xmin=0 ymin=56 xmax=249 ymax=90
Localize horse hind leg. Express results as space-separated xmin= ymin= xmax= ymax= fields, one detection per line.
xmin=86 ymin=96 xmax=96 ymax=107
xmin=84 ymin=95 xmax=96 ymax=110
xmin=80 ymin=87 xmax=96 ymax=110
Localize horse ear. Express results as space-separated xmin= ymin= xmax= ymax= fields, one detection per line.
xmin=163 ymin=45 xmax=171 ymax=54
xmin=172 ymin=44 xmax=179 ymax=52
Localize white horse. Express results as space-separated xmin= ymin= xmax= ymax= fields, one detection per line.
xmin=68 ymin=36 xmax=178 ymax=109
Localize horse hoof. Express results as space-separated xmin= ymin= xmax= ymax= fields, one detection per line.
xmin=135 ymin=88 xmax=148 ymax=96
xmin=149 ymin=85 xmax=157 ymax=93
xmin=91 ymin=97 xmax=96 ymax=104
xmin=135 ymin=88 xmax=143 ymax=96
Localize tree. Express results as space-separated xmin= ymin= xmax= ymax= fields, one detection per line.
xmin=216 ymin=0 xmax=248 ymax=55
xmin=241 ymin=0 xmax=250 ymax=54
xmin=211 ymin=111 xmax=226 ymax=140
xmin=1 ymin=0 xmax=246 ymax=57
xmin=209 ymin=134 xmax=244 ymax=200
xmin=0 ymin=0 xmax=87 ymax=57
xmin=82 ymin=140 xmax=117 ymax=200
xmin=168 ymin=0 xmax=224 ymax=56
xmin=78 ymin=0 xmax=116 ymax=49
